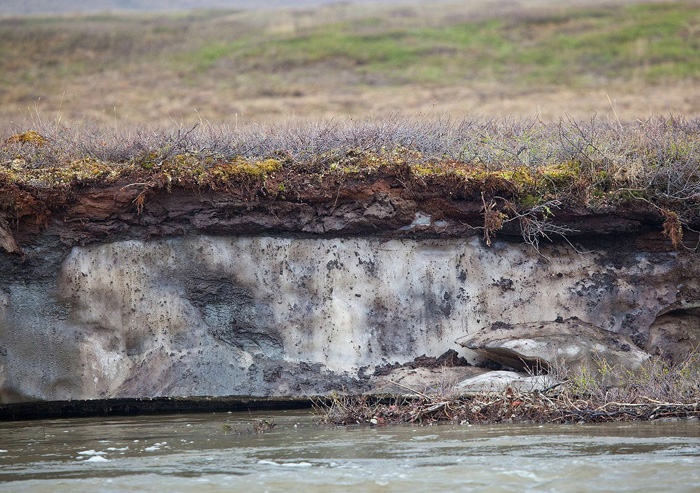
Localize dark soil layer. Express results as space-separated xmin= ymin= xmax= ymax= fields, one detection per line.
xmin=0 ymin=395 xmax=315 ymax=422
xmin=0 ymin=173 xmax=687 ymax=257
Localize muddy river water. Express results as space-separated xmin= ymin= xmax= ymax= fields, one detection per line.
xmin=1 ymin=411 xmax=699 ymax=492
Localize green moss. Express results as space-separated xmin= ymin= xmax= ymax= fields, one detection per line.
xmin=1 ymin=157 xmax=116 ymax=186
xmin=202 ymin=158 xmax=282 ymax=187
xmin=5 ymin=131 xmax=49 ymax=147
xmin=519 ymin=193 xmax=542 ymax=208
xmin=238 ymin=158 xmax=283 ymax=176
xmin=616 ymin=189 xmax=647 ymax=201
xmin=538 ymin=162 xmax=580 ymax=187
xmin=138 ymin=151 xmax=161 ymax=170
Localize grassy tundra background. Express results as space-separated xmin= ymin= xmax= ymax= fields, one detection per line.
xmin=1 ymin=0 xmax=700 ymax=127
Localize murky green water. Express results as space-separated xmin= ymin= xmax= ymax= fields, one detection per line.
xmin=0 ymin=411 xmax=699 ymax=492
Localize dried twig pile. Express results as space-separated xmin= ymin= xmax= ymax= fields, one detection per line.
xmin=315 ymin=352 xmax=700 ymax=426
xmin=315 ymin=390 xmax=700 ymax=426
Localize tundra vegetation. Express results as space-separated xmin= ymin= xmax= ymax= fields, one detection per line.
xmin=1 ymin=115 xmax=699 ymax=249
xmin=1 ymin=1 xmax=700 ymax=125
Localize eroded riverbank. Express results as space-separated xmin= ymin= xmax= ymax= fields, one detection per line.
xmin=2 ymin=118 xmax=700 ymax=404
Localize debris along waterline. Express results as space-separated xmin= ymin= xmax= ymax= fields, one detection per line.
xmin=317 ymin=350 xmax=700 ymax=426
xmin=4 ymin=391 xmax=699 ymax=425
xmin=315 ymin=393 xmax=700 ymax=427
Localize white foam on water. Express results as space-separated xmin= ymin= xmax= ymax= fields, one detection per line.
xmin=84 ymin=456 xmax=110 ymax=463
xmin=77 ymin=450 xmax=106 ymax=456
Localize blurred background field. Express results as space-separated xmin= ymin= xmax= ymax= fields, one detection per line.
xmin=1 ymin=0 xmax=699 ymax=127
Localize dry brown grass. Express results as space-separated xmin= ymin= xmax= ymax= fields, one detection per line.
xmin=1 ymin=0 xmax=700 ymax=129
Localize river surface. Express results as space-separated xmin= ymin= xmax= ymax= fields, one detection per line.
xmin=0 ymin=411 xmax=699 ymax=492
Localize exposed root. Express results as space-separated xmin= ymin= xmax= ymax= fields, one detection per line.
xmin=661 ymin=209 xmax=683 ymax=249
xmin=481 ymin=192 xmax=507 ymax=247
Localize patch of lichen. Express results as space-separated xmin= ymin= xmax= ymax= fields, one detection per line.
xmin=203 ymin=158 xmax=282 ymax=188
xmin=511 ymin=161 xmax=582 ymax=205
xmin=538 ymin=162 xmax=580 ymax=186
xmin=410 ymin=159 xmax=468 ymax=178
xmin=130 ymin=152 xmax=207 ymax=187
xmin=2 ymin=131 xmax=57 ymax=172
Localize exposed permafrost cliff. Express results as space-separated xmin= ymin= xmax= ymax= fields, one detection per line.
xmin=1 ymin=184 xmax=699 ymax=403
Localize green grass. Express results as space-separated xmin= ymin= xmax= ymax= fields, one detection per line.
xmin=511 ymin=3 xmax=700 ymax=83
xmin=168 ymin=2 xmax=700 ymax=86
xmin=178 ymin=38 xmax=253 ymax=71
xmin=21 ymin=1 xmax=691 ymax=87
